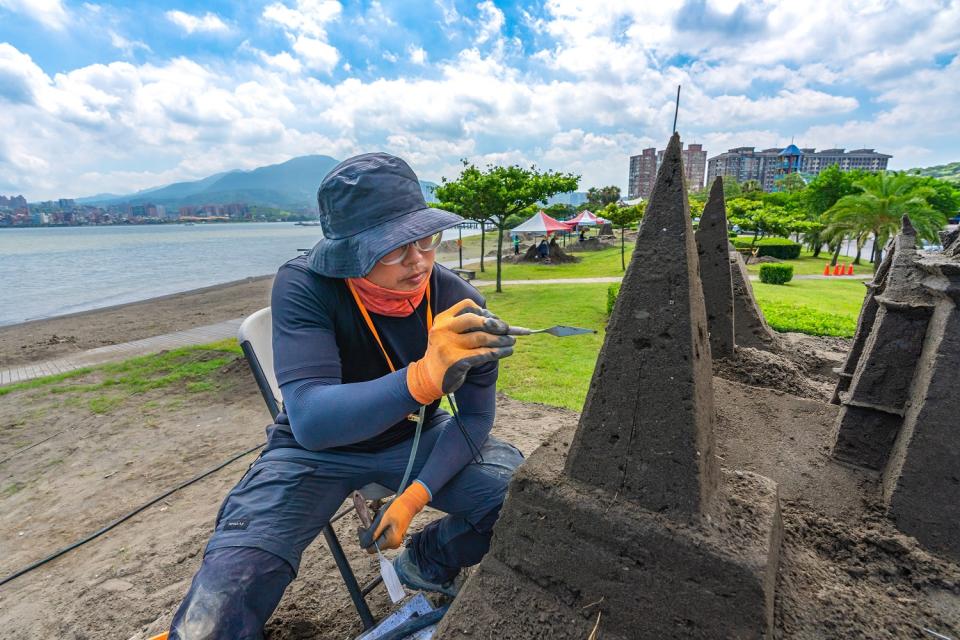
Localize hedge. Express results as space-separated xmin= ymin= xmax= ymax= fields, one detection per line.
xmin=607 ymin=283 xmax=621 ymax=315
xmin=759 ymin=263 xmax=794 ymax=285
xmin=731 ymin=237 xmax=802 ymax=259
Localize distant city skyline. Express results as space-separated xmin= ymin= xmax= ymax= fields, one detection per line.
xmin=707 ymin=146 xmax=892 ymax=192
xmin=628 ymin=143 xmax=707 ymax=200
xmin=1 ymin=2 xmax=957 ymax=200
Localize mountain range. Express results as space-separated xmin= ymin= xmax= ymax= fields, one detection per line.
xmin=76 ymin=155 xmax=438 ymax=209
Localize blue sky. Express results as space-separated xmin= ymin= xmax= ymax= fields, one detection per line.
xmin=0 ymin=0 xmax=958 ymax=200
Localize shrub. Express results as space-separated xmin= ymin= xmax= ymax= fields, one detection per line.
xmin=607 ymin=283 xmax=621 ymax=315
xmin=731 ymin=237 xmax=802 ymax=259
xmin=759 ymin=263 xmax=794 ymax=285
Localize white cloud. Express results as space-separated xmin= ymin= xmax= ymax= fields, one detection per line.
xmin=409 ymin=46 xmax=428 ymax=65
xmin=0 ymin=0 xmax=68 ymax=30
xmin=260 ymin=50 xmax=303 ymax=74
xmin=109 ymin=31 xmax=152 ymax=57
xmin=3 ymin=1 xmax=959 ymax=198
xmin=165 ymin=10 xmax=230 ymax=35
xmin=263 ymin=0 xmax=341 ymax=74
xmin=474 ymin=0 xmax=505 ymax=45
xmin=292 ymin=35 xmax=339 ymax=72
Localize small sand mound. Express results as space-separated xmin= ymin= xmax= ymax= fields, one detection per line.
xmin=511 ymin=243 xmax=579 ymax=264
xmin=777 ymin=499 xmax=960 ymax=639
xmin=714 ymin=346 xmax=829 ymax=401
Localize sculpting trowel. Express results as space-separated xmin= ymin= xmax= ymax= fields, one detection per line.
xmin=507 ymin=325 xmax=597 ymax=337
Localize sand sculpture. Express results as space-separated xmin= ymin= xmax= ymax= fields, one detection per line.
xmin=831 ymin=218 xmax=960 ymax=560
xmin=437 ymin=135 xmax=782 ymax=639
xmin=695 ymin=177 xmax=735 ymax=359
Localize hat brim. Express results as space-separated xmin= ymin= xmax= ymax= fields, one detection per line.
xmin=307 ymin=206 xmax=463 ymax=278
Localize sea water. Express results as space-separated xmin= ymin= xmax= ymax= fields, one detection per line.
xmin=0 ymin=222 xmax=478 ymax=326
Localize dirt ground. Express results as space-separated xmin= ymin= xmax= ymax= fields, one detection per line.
xmin=1 ymin=295 xmax=958 ymax=638
xmin=0 ymin=354 xmax=576 ymax=640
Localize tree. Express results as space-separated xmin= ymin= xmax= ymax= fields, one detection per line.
xmin=435 ymin=163 xmax=580 ymax=292
xmin=433 ymin=162 xmax=491 ymax=272
xmin=586 ymin=185 xmax=621 ymax=209
xmin=603 ymin=202 xmax=644 ymax=270
xmin=804 ymin=165 xmax=861 ymax=257
xmin=824 ymin=171 xmax=947 ymax=268
xmin=741 ymin=179 xmax=763 ymax=195
xmin=774 ymin=172 xmax=807 ymax=193
xmin=909 ymin=176 xmax=960 ymax=219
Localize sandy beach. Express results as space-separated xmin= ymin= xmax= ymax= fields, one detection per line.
xmin=0 ymin=276 xmax=275 ymax=367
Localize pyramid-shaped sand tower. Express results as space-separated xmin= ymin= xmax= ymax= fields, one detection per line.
xmin=436 ymin=134 xmax=783 ymax=639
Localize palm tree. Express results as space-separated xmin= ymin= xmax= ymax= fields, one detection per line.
xmin=824 ymin=172 xmax=946 ymax=267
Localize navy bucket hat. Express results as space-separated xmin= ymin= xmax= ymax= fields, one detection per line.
xmin=307 ymin=152 xmax=462 ymax=278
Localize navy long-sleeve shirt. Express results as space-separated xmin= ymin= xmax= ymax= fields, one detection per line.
xmin=266 ymin=256 xmax=498 ymax=497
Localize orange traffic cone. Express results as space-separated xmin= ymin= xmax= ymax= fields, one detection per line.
xmin=824 ymin=264 xmax=831 ymax=276
xmin=847 ymin=264 xmax=854 ymax=275
xmin=833 ymin=264 xmax=841 ymax=276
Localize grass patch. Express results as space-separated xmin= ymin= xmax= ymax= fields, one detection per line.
xmin=481 ymin=284 xmax=608 ymax=410
xmin=480 ymin=277 xmax=865 ymax=407
xmin=89 ymin=395 xmax=124 ymax=414
xmin=752 ymin=279 xmax=865 ymax=337
xmin=0 ymin=339 xmax=244 ymax=415
xmin=744 ymin=248 xmax=877 ymax=277
xmin=0 ymin=367 xmax=93 ymax=397
xmin=3 ymin=481 xmax=25 ymax=497
xmin=495 ymin=244 xmax=633 ymax=281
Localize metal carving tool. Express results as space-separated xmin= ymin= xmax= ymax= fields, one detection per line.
xmin=507 ymin=325 xmax=597 ymax=337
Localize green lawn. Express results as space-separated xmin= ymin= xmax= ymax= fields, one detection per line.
xmin=482 ymin=284 xmax=608 ymax=410
xmin=0 ymin=340 xmax=244 ymax=413
xmin=743 ymin=248 xmax=876 ymax=276
xmin=479 ymin=277 xmax=866 ymax=407
xmin=492 ymin=244 xmax=632 ymax=280
xmin=752 ymin=279 xmax=865 ymax=337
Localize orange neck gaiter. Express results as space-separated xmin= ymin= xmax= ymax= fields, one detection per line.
xmin=347 ymin=272 xmax=430 ymax=317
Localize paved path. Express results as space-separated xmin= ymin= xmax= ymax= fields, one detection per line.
xmin=472 ymin=273 xmax=872 ymax=287
xmin=0 ymin=319 xmax=242 ymax=387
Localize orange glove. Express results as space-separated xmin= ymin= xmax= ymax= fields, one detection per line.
xmin=361 ymin=481 xmax=431 ymax=551
xmin=407 ymin=298 xmax=515 ymax=404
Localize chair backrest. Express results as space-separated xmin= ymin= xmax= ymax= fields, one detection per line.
xmin=238 ymin=307 xmax=282 ymax=418
xmin=238 ymin=306 xmax=393 ymax=502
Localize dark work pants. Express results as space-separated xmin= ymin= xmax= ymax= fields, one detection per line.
xmin=168 ymin=426 xmax=522 ymax=640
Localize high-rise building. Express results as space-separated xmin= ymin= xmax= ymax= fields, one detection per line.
xmin=629 ymin=143 xmax=707 ymax=200
xmin=706 ymin=146 xmax=892 ymax=192
xmin=628 ymin=148 xmax=658 ymax=200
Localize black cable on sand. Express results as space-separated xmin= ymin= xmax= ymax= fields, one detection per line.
xmin=0 ymin=441 xmax=265 ymax=588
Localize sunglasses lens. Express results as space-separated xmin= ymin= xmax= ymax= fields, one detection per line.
xmin=378 ymin=232 xmax=444 ymax=265
xmin=415 ymin=232 xmax=443 ymax=251
xmin=379 ymin=246 xmax=406 ymax=265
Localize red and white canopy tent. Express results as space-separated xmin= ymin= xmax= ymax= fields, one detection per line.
xmin=509 ymin=210 xmax=572 ymax=236
xmin=565 ymin=210 xmax=609 ymax=226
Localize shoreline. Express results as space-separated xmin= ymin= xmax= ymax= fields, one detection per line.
xmin=0 ymin=276 xmax=276 ymax=367
xmin=0 ymin=249 xmax=477 ymax=367
xmin=2 ymin=275 xmax=275 ymax=330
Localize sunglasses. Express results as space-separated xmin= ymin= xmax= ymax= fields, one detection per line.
xmin=378 ymin=231 xmax=444 ymax=265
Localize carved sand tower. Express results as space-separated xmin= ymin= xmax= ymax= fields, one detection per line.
xmin=695 ymin=176 xmax=735 ymax=359
xmin=437 ymin=134 xmax=782 ymax=639
xmin=832 ymin=219 xmax=960 ymax=560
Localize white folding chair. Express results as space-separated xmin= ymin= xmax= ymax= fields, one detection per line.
xmin=238 ymin=307 xmax=392 ymax=630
